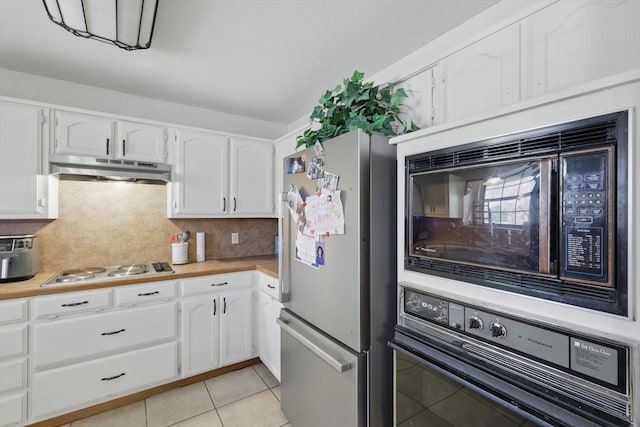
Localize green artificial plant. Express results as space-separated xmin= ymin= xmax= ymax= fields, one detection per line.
xmin=296 ymin=70 xmax=419 ymax=148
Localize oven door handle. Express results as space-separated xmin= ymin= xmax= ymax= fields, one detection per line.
xmin=390 ymin=333 xmax=607 ymax=427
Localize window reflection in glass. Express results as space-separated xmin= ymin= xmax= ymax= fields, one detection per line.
xmin=481 ymin=163 xmax=538 ymax=226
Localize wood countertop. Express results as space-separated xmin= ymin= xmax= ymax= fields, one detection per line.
xmin=0 ymin=256 xmax=278 ymax=301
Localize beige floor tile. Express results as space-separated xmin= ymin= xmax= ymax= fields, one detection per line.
xmin=205 ymin=366 xmax=268 ymax=407
xmin=171 ymin=410 xmax=223 ymax=427
xmin=271 ymin=385 xmax=281 ymax=401
xmin=71 ymin=401 xmax=146 ymax=427
xmin=217 ymin=390 xmax=288 ymax=427
xmin=253 ymin=362 xmax=279 ymax=388
xmin=146 ymin=382 xmax=214 ymax=427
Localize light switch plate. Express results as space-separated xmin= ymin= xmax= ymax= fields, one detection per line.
xmin=231 ymin=232 xmax=239 ymax=244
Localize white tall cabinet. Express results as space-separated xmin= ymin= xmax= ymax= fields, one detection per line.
xmin=0 ymin=100 xmax=57 ymax=219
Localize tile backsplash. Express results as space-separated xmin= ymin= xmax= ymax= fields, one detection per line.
xmin=0 ymin=181 xmax=277 ymax=271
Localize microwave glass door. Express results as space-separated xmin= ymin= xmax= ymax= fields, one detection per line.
xmin=410 ymin=158 xmax=553 ymax=275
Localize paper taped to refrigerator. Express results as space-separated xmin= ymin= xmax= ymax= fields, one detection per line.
xmin=303 ymin=190 xmax=345 ymax=236
xmin=294 ymin=230 xmax=319 ymax=269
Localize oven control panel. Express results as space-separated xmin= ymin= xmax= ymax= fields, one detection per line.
xmin=401 ymin=286 xmax=628 ymax=392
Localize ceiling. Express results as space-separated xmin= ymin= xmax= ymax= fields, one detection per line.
xmin=0 ymin=0 xmax=500 ymax=125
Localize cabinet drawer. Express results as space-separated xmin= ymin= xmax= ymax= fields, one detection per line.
xmin=0 ymin=325 xmax=27 ymax=360
xmin=0 ymin=300 xmax=27 ymax=325
xmin=0 ymin=392 xmax=26 ymax=427
xmin=0 ymin=359 xmax=26 ymax=393
xmin=33 ymin=302 xmax=177 ymax=368
xmin=114 ymin=280 xmax=177 ymax=307
xmin=180 ymin=272 xmax=253 ymax=296
xmin=259 ymin=273 xmax=280 ymax=300
xmin=32 ymin=289 xmax=112 ymax=319
xmin=31 ymin=342 xmax=177 ymax=419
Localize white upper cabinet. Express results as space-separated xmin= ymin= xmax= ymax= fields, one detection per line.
xmin=53 ymin=110 xmax=113 ymax=158
xmin=115 ymin=120 xmax=167 ymax=163
xmin=398 ymin=66 xmax=439 ymax=129
xmin=0 ymin=100 xmax=57 ymax=219
xmin=441 ymin=25 xmax=520 ymax=123
xmin=169 ymin=129 xmax=274 ymax=218
xmin=523 ymin=0 xmax=640 ymax=99
xmin=229 ymin=137 xmax=274 ymax=215
xmin=170 ymin=128 xmax=229 ymax=217
xmin=53 ymin=110 xmax=167 ymax=163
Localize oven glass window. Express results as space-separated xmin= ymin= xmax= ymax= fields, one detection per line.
xmin=395 ymin=351 xmax=538 ymax=426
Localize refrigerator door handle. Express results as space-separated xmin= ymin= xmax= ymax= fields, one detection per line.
xmin=277 ymin=317 xmax=352 ymax=373
xmin=279 ymin=194 xmax=291 ymax=302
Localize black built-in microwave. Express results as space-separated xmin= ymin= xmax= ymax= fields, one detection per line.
xmin=406 ymin=111 xmax=628 ymax=315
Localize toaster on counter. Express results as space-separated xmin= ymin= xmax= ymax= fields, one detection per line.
xmin=0 ymin=235 xmax=39 ymax=282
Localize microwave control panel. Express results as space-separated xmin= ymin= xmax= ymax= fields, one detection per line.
xmin=560 ymin=147 xmax=613 ymax=285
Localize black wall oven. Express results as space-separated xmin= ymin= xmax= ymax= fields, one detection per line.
xmin=405 ymin=111 xmax=628 ymax=315
xmin=391 ymin=285 xmax=633 ymax=426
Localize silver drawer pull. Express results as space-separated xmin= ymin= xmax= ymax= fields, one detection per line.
xmin=277 ymin=318 xmax=352 ymax=373
xmin=101 ymin=328 xmax=126 ymax=336
xmin=267 ymin=284 xmax=276 ymax=289
xmin=211 ymin=281 xmax=228 ymax=287
xmin=101 ymin=372 xmax=126 ymax=381
xmin=61 ymin=301 xmax=89 ymax=307
xmin=137 ymin=291 xmax=160 ymax=296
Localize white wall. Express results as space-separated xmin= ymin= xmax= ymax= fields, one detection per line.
xmin=0 ymin=68 xmax=287 ymax=139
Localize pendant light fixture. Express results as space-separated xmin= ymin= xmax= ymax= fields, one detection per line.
xmin=41 ymin=0 xmax=159 ymax=51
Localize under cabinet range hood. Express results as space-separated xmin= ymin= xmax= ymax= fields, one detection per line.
xmin=49 ymin=154 xmax=171 ymax=184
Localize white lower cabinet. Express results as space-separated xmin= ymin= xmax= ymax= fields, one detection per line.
xmin=31 ymin=342 xmax=177 ymax=419
xmin=28 ymin=289 xmax=179 ymax=424
xmin=219 ymin=290 xmax=253 ymax=366
xmin=256 ymin=290 xmax=282 ymax=381
xmin=7 ymin=269 xmax=276 ymax=426
xmin=0 ymin=393 xmax=26 ymax=427
xmin=180 ymin=297 xmax=221 ymax=376
xmin=0 ymin=299 xmax=28 ymax=427
xmin=180 ymin=274 xmax=254 ymax=377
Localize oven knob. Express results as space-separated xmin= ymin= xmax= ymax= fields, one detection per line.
xmin=468 ymin=316 xmax=483 ymax=330
xmin=489 ymin=322 xmax=507 ymax=339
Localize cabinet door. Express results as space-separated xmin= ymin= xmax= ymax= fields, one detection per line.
xmin=524 ymin=0 xmax=640 ymax=99
xmin=170 ymin=129 xmax=229 ymax=217
xmin=230 ymin=138 xmax=274 ymax=215
xmin=180 ymin=298 xmax=220 ymax=376
xmin=116 ymin=120 xmax=167 ymax=163
xmin=53 ymin=110 xmax=114 ymax=158
xmin=220 ymin=290 xmax=253 ymax=366
xmin=0 ymin=392 xmax=26 ymax=427
xmin=442 ymin=25 xmax=520 ymax=123
xmin=398 ymin=65 xmax=439 ymax=128
xmin=257 ymin=291 xmax=282 ymax=381
xmin=0 ymin=101 xmax=54 ymax=219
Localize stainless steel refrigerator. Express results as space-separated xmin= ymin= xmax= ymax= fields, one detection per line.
xmin=277 ymin=129 xmax=396 ymax=427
